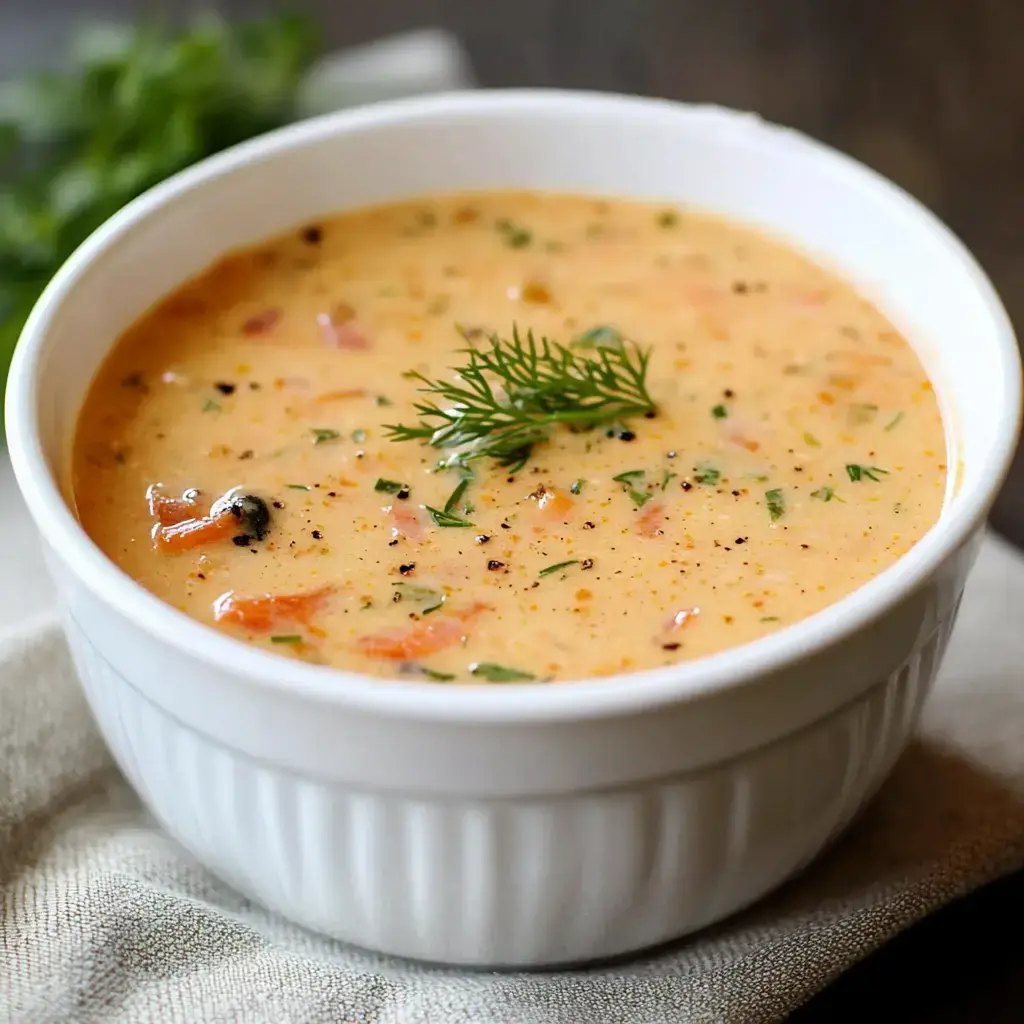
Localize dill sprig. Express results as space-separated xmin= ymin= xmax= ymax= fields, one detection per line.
xmin=384 ymin=326 xmax=656 ymax=470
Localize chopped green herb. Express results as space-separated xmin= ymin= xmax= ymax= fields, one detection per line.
xmin=846 ymin=464 xmax=889 ymax=483
xmin=351 ymin=428 xmax=367 ymax=443
xmin=311 ymin=428 xmax=340 ymax=444
xmin=657 ymin=210 xmax=679 ymax=228
xmin=444 ymin=476 xmax=470 ymax=514
xmin=286 ymin=484 xmax=311 ymax=491
xmin=470 ymin=662 xmax=536 ymax=682
xmin=570 ymin=479 xmax=584 ymax=495
xmin=765 ymin=488 xmax=786 ymax=522
xmin=612 ymin=470 xmax=645 ymax=485
xmin=392 ymin=582 xmax=445 ymax=615
xmin=694 ymin=464 xmax=720 ymax=486
xmin=422 ymin=667 xmax=456 ymax=682
xmin=538 ymin=559 xmax=580 ymax=578
xmin=811 ymin=486 xmax=844 ymax=503
xmin=849 ymin=403 xmax=879 ymax=425
xmin=711 ymin=404 xmax=728 ymax=419
xmin=572 ymin=325 xmax=624 ymax=351
xmin=612 ymin=469 xmax=650 ymax=507
xmin=374 ymin=479 xmax=404 ymax=494
xmin=661 ymin=470 xmax=677 ymax=491
xmin=400 ymin=369 xmax=421 ymax=379
xmin=425 ymin=505 xmax=475 ymax=528
xmin=203 ymin=398 xmax=222 ymax=413
xmin=496 ymin=218 xmax=532 ymax=248
xmin=375 ymin=395 xmax=393 ymax=407
xmin=270 ymin=634 xmax=303 ymax=644
xmin=884 ymin=411 xmax=905 ymax=432
xmin=803 ymin=432 xmax=821 ymax=448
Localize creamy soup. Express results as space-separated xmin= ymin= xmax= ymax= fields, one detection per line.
xmin=73 ymin=193 xmax=946 ymax=682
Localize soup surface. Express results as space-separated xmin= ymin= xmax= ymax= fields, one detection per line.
xmin=73 ymin=192 xmax=946 ymax=682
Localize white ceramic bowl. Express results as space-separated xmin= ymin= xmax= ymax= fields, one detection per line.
xmin=6 ymin=91 xmax=1020 ymax=967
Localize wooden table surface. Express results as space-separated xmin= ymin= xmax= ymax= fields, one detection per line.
xmin=5 ymin=1 xmax=1024 ymax=1018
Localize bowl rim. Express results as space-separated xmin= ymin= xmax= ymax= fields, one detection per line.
xmin=6 ymin=88 xmax=1021 ymax=724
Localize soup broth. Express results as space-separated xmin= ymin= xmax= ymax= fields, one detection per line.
xmin=73 ymin=192 xmax=946 ymax=682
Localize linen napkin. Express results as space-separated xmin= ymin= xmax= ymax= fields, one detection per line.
xmin=4 ymin=531 xmax=1024 ymax=1024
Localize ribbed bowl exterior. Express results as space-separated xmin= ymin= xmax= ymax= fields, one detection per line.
xmin=62 ymin=600 xmax=956 ymax=966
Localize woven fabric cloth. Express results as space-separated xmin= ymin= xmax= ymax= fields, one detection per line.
xmin=4 ymin=532 xmax=1024 ymax=1023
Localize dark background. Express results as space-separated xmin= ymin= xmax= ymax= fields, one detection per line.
xmin=4 ymin=1 xmax=1024 ymax=1018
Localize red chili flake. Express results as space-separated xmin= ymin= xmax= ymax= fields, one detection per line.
xmin=242 ymin=309 xmax=280 ymax=336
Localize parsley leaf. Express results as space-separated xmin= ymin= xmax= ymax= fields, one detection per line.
xmin=846 ymin=464 xmax=889 ymax=482
xmin=765 ymin=488 xmax=786 ymax=521
xmin=470 ymin=662 xmax=536 ymax=682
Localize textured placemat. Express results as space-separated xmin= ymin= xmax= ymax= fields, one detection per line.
xmin=4 ymin=532 xmax=1024 ymax=1023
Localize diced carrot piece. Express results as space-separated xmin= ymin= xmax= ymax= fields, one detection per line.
xmin=389 ymin=503 xmax=425 ymax=541
xmin=318 ymin=312 xmax=371 ymax=349
xmin=355 ymin=602 xmax=488 ymax=661
xmin=727 ymin=434 xmax=761 ymax=453
xmin=637 ymin=502 xmax=667 ymax=538
xmin=537 ymin=488 xmax=574 ymax=518
xmin=154 ymin=511 xmax=238 ymax=552
xmin=213 ymin=586 xmax=334 ymax=633
xmin=146 ymin=485 xmax=198 ymax=526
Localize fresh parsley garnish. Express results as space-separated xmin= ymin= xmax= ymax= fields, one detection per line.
xmin=884 ymin=412 xmax=905 ymax=432
xmin=391 ymin=582 xmax=445 ymax=615
xmin=425 ymin=505 xmax=475 ymax=528
xmin=661 ymin=470 xmax=677 ymax=490
xmin=421 ymin=667 xmax=455 ymax=681
xmin=612 ymin=469 xmax=650 ymax=507
xmin=470 ymin=662 xmax=536 ymax=682
xmin=203 ymin=398 xmax=222 ymax=413
xmin=612 ymin=470 xmax=645 ymax=484
xmin=846 ymin=464 xmax=889 ymax=482
xmin=385 ymin=326 xmax=655 ymax=472
xmin=570 ymin=479 xmax=584 ymax=495
xmin=374 ymin=479 xmax=404 ymax=494
xmin=803 ymin=432 xmax=821 ymax=447
xmin=694 ymin=463 xmax=720 ymax=486
xmin=538 ymin=559 xmax=579 ymax=578
xmin=496 ymin=218 xmax=532 ymax=248
xmin=711 ymin=404 xmax=728 ymax=419
xmin=811 ymin=486 xmax=843 ymax=502
xmin=765 ymin=488 xmax=786 ymax=521
xmin=270 ymin=634 xmax=303 ymax=644
xmin=311 ymin=428 xmax=340 ymax=444
xmin=286 ymin=484 xmax=310 ymax=491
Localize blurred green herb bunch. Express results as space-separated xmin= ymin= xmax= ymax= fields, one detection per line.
xmin=0 ymin=12 xmax=321 ymax=406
